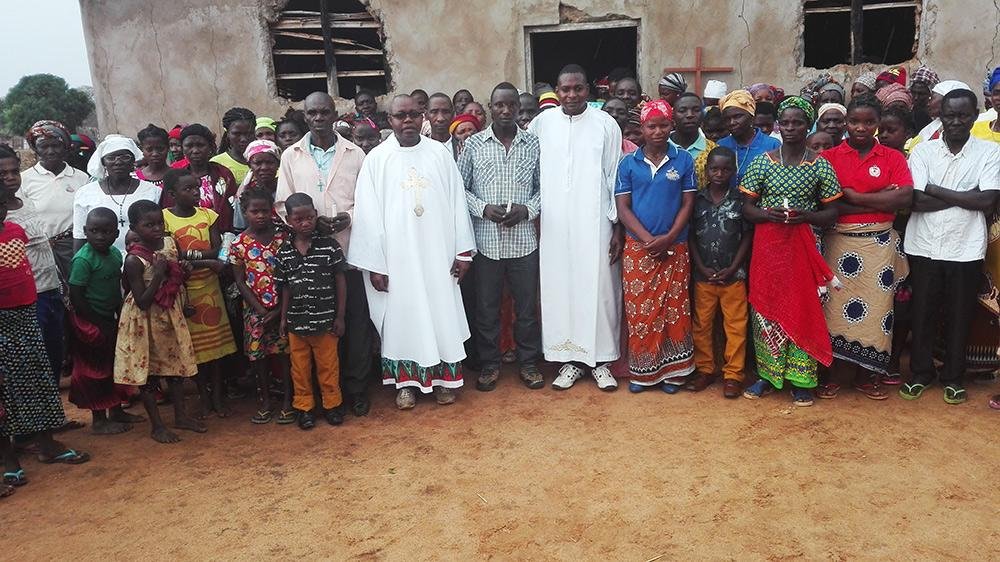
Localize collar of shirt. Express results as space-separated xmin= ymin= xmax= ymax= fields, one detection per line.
xmin=633 ymin=144 xmax=678 ymax=176
xmin=483 ymin=125 xmax=525 ymax=146
xmin=673 ymin=131 xmax=706 ymax=153
xmin=306 ymin=132 xmax=338 ymax=157
xmin=32 ymin=162 xmax=78 ymax=179
xmin=697 ymin=184 xmax=738 ymax=205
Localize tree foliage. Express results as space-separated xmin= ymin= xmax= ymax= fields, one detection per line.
xmin=1 ymin=74 xmax=95 ymax=135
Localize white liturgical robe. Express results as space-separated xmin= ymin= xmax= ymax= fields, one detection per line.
xmin=348 ymin=135 xmax=477 ymax=367
xmin=529 ymin=105 xmax=623 ymax=366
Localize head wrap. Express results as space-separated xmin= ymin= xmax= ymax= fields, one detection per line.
xmin=703 ymin=80 xmax=728 ymax=99
xmin=748 ymin=83 xmax=770 ymax=95
xmin=448 ymin=113 xmax=482 ymax=135
xmin=932 ymin=80 xmax=972 ymax=97
xmin=777 ymin=96 xmax=816 ymax=125
xmin=853 ymin=71 xmax=878 ymax=90
xmin=255 ymin=117 xmax=276 ymax=132
xmin=539 ymin=92 xmax=560 ymax=110
xmin=88 ymin=134 xmax=143 ymax=179
xmin=817 ymin=103 xmax=847 ymax=119
xmin=658 ymin=73 xmax=687 ymax=93
xmin=875 ymin=83 xmax=914 ymax=110
xmin=820 ymin=81 xmax=846 ymax=99
xmin=910 ymin=65 xmax=940 ymax=87
xmin=988 ymin=67 xmax=1000 ymax=93
xmin=877 ymin=66 xmax=907 ymax=87
xmin=639 ymin=99 xmax=674 ymax=123
xmin=25 ymin=120 xmax=71 ymax=149
xmin=243 ymin=139 xmax=280 ymax=162
xmin=168 ymin=125 xmax=183 ymax=140
xmin=719 ymin=90 xmax=756 ymax=115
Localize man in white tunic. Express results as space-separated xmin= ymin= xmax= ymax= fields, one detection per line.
xmin=349 ymin=95 xmax=477 ymax=410
xmin=528 ymin=64 xmax=624 ymax=391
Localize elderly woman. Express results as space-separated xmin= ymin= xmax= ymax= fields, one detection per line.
xmin=232 ymin=140 xmax=282 ymax=230
xmin=816 ymin=102 xmax=848 ymax=143
xmin=20 ymin=120 xmax=90 ymax=280
xmin=73 ymin=135 xmax=162 ymax=255
xmin=448 ymin=113 xmax=482 ymax=160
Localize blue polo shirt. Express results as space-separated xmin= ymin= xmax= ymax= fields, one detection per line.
xmin=718 ymin=128 xmax=781 ymax=187
xmin=615 ymin=144 xmax=697 ymax=241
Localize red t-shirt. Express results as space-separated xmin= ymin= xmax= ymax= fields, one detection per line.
xmin=0 ymin=222 xmax=38 ymax=308
xmin=821 ymin=142 xmax=913 ymax=224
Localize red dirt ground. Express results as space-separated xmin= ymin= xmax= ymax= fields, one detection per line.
xmin=4 ymin=365 xmax=998 ymax=560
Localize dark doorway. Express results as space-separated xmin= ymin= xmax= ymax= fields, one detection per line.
xmin=529 ymin=24 xmax=638 ymax=90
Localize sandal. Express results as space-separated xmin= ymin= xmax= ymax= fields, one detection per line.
xmin=989 ymin=394 xmax=1000 ymax=410
xmin=742 ymin=379 xmax=773 ymax=400
xmin=942 ymin=385 xmax=967 ymax=405
xmin=3 ymin=469 xmax=27 ymax=487
xmin=38 ymin=449 xmax=91 ymax=465
xmin=276 ymin=409 xmax=297 ymax=425
xmin=816 ymin=383 xmax=840 ymax=399
xmin=791 ymin=388 xmax=814 ymax=407
xmin=251 ymin=409 xmax=273 ymax=424
xmin=854 ymin=382 xmax=889 ymax=400
xmin=899 ymin=382 xmax=929 ymax=400
xmin=881 ymin=372 xmax=903 ymax=386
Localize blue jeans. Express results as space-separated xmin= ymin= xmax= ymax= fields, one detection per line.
xmin=36 ymin=289 xmax=65 ymax=385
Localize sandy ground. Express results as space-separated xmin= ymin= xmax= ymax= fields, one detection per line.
xmin=4 ymin=364 xmax=998 ymax=561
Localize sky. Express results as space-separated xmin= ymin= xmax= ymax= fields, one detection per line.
xmin=2 ymin=1 xmax=92 ymax=96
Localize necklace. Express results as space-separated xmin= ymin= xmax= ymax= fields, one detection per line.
xmin=104 ymin=180 xmax=133 ymax=227
xmin=779 ymin=146 xmax=805 ymax=167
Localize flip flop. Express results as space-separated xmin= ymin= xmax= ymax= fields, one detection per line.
xmin=38 ymin=449 xmax=91 ymax=465
xmin=276 ymin=409 xmax=297 ymax=425
xmin=251 ymin=409 xmax=273 ymax=424
xmin=899 ymin=382 xmax=929 ymax=400
xmin=3 ymin=469 xmax=27 ymax=487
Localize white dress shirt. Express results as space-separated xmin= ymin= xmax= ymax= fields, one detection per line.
xmin=905 ymin=136 xmax=1000 ymax=262
xmin=19 ymin=163 xmax=90 ymax=238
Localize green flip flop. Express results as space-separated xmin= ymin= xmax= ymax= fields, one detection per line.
xmin=943 ymin=385 xmax=967 ymax=405
xmin=899 ymin=382 xmax=929 ymax=400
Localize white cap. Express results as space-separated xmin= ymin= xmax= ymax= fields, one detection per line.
xmin=703 ymin=79 xmax=728 ymax=99
xmin=932 ymin=80 xmax=971 ymax=96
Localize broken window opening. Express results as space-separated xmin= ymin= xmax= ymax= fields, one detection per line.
xmin=271 ymin=0 xmax=390 ymax=102
xmin=803 ymin=0 xmax=919 ymax=68
xmin=526 ymin=22 xmax=639 ymax=93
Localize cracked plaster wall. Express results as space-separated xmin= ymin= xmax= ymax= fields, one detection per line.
xmin=82 ymin=0 xmax=999 ymax=137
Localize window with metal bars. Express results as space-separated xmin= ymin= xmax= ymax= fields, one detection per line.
xmin=270 ymin=0 xmax=390 ymax=101
xmin=802 ymin=0 xmax=921 ymax=68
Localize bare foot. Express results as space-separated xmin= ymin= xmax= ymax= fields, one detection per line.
xmin=151 ymin=427 xmax=181 ymax=444
xmin=91 ymin=420 xmax=133 ymax=435
xmin=174 ymin=417 xmax=208 ymax=433
xmin=214 ymin=403 xmax=231 ymax=419
xmin=108 ymin=410 xmax=145 ymax=424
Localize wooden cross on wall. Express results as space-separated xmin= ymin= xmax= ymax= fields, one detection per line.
xmin=662 ymin=47 xmax=733 ymax=96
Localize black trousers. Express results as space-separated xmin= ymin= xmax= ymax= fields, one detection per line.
xmin=473 ymin=251 xmax=542 ymax=369
xmin=907 ymin=255 xmax=982 ymax=385
xmin=339 ymin=269 xmax=375 ymax=398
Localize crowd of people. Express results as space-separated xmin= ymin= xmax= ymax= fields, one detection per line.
xmin=2 ymin=60 xmax=1000 ymax=499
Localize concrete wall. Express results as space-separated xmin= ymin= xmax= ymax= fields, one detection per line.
xmin=81 ymin=0 xmax=1000 ymax=137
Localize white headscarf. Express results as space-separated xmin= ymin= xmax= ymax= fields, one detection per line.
xmin=817 ymin=103 xmax=848 ymax=119
xmin=88 ymin=134 xmax=143 ymax=179
xmin=703 ymin=80 xmax=728 ymax=99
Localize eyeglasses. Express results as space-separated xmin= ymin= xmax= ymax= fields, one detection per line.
xmin=103 ymin=153 xmax=135 ymax=164
xmin=389 ymin=111 xmax=424 ymax=121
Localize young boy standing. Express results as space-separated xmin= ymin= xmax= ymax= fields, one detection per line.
xmin=689 ymin=147 xmax=752 ymax=398
xmin=275 ymin=193 xmax=348 ymax=430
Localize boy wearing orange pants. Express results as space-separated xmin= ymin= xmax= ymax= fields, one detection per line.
xmin=275 ymin=193 xmax=348 ymax=429
xmin=689 ymin=147 xmax=751 ymax=398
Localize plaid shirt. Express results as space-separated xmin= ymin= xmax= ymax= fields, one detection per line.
xmin=458 ymin=127 xmax=541 ymax=260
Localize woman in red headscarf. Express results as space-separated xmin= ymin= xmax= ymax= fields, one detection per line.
xmin=614 ymin=100 xmax=698 ymax=393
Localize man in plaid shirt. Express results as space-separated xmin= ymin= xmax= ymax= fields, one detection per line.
xmin=458 ymin=82 xmax=543 ymax=392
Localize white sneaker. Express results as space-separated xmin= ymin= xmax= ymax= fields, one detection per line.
xmin=552 ymin=364 xmax=583 ymax=390
xmin=592 ymin=364 xmax=618 ymax=391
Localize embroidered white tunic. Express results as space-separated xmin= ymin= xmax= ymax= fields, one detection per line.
xmin=348 ymin=135 xmax=476 ymax=368
xmin=529 ymin=105 xmax=623 ymax=366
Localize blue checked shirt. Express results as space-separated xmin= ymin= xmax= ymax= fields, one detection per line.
xmin=458 ymin=127 xmax=541 ymax=260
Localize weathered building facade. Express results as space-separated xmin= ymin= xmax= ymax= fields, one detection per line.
xmin=81 ymin=0 xmax=1000 ymax=136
